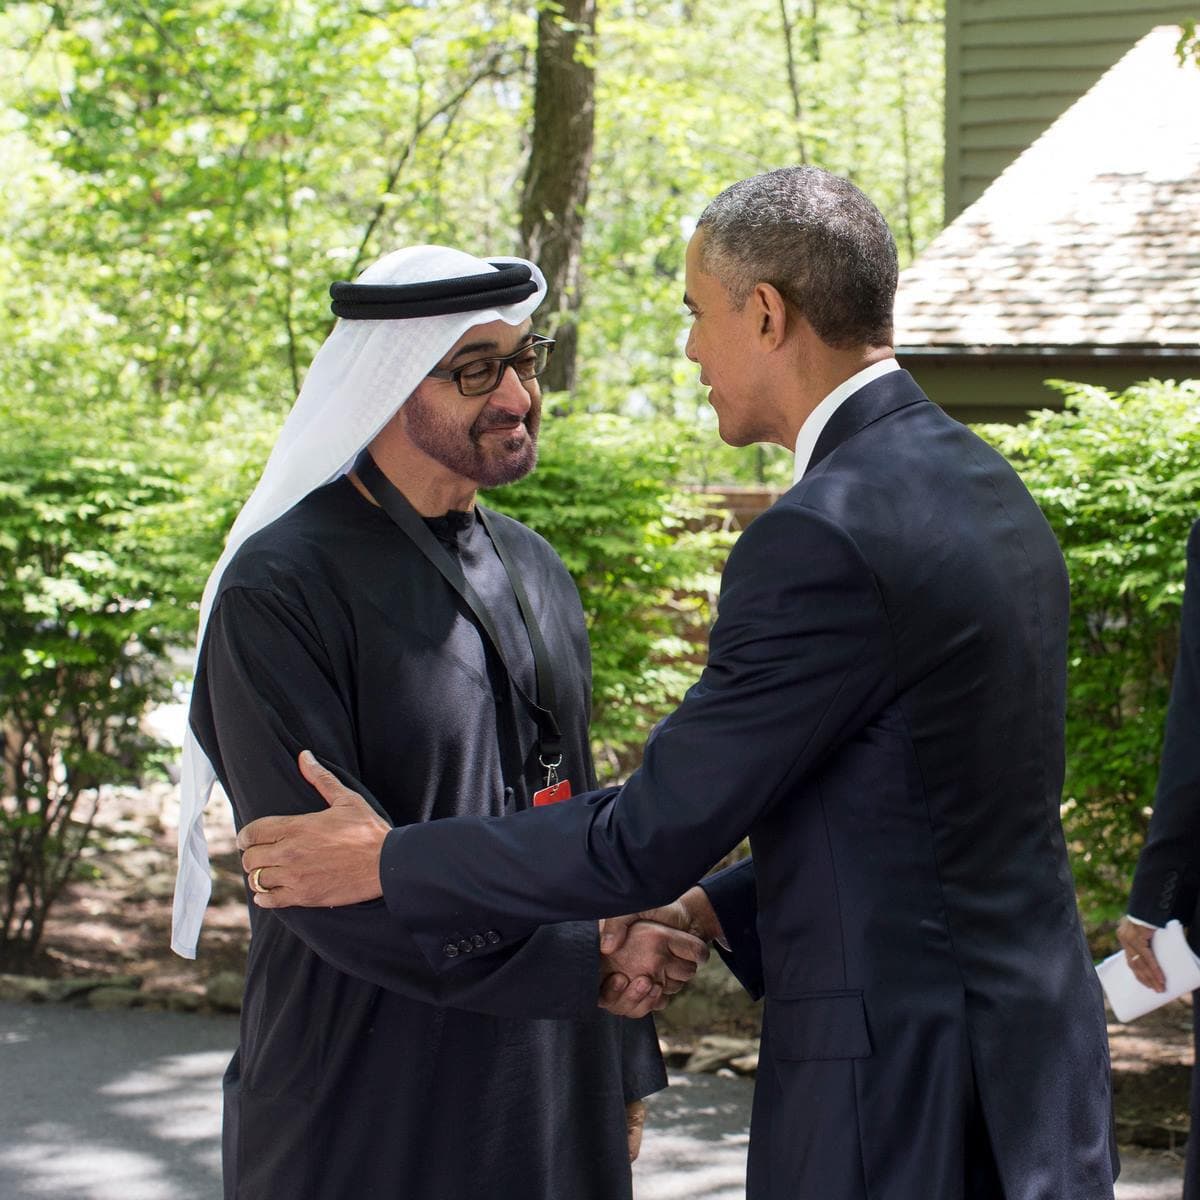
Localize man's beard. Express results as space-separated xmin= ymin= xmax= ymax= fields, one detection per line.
xmin=402 ymin=391 xmax=540 ymax=489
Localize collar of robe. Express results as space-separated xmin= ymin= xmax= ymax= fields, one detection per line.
xmin=329 ymin=263 xmax=538 ymax=320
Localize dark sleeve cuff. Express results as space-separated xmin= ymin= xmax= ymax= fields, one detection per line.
xmin=1128 ymin=851 xmax=1198 ymax=928
xmin=379 ymin=825 xmax=601 ymax=1020
xmin=700 ymin=857 xmax=764 ymax=1000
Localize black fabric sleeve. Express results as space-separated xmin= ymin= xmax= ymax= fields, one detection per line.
xmin=1128 ymin=520 xmax=1200 ymax=927
xmin=379 ymin=504 xmax=895 ymax=971
xmin=700 ymin=857 xmax=764 ymax=1000
xmin=196 ymin=584 xmax=599 ymax=1020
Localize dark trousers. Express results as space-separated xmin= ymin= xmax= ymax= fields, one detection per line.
xmin=1186 ymin=992 xmax=1200 ymax=1200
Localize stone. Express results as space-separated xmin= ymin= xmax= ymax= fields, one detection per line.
xmin=87 ymin=986 xmax=144 ymax=1010
xmin=59 ymin=975 xmax=143 ymax=1002
xmin=0 ymin=975 xmax=58 ymax=1003
xmin=729 ymin=1052 xmax=759 ymax=1076
xmin=205 ymin=971 xmax=245 ymax=1012
xmin=684 ymin=1035 xmax=760 ymax=1074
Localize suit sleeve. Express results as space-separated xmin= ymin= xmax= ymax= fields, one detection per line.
xmin=381 ymin=503 xmax=896 ymax=973
xmin=1128 ymin=521 xmax=1200 ymax=926
xmin=700 ymin=858 xmax=764 ymax=999
xmin=195 ymin=584 xmax=599 ymax=1020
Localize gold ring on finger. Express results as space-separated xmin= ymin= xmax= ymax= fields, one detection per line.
xmin=250 ymin=866 xmax=272 ymax=895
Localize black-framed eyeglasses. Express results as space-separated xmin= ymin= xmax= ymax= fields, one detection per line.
xmin=426 ymin=335 xmax=555 ymax=398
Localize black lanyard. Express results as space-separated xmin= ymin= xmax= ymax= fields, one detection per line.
xmin=353 ymin=450 xmax=564 ymax=777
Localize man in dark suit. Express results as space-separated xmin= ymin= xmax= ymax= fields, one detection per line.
xmin=1118 ymin=518 xmax=1200 ymax=1199
xmin=238 ymin=167 xmax=1118 ymax=1199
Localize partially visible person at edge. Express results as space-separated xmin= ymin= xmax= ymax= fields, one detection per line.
xmin=1118 ymin=518 xmax=1200 ymax=1199
xmin=169 ymin=245 xmax=708 ymax=1200
xmin=237 ymin=168 xmax=1119 ymax=1200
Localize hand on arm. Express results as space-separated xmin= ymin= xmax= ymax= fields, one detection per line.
xmin=1117 ymin=916 xmax=1167 ymax=992
xmin=238 ymin=751 xmax=388 ymax=908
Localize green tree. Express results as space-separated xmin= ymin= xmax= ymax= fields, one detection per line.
xmin=979 ymin=380 xmax=1200 ymax=927
xmin=0 ymin=0 xmax=949 ymax=947
xmin=519 ymin=0 xmax=598 ymax=392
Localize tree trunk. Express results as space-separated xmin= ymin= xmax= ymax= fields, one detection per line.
xmin=518 ymin=0 xmax=597 ymax=394
xmin=778 ymin=0 xmax=809 ymax=164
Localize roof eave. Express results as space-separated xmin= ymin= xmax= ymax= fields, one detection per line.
xmin=896 ymin=344 xmax=1200 ymax=365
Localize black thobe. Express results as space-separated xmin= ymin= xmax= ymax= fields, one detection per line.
xmin=190 ymin=478 xmax=664 ymax=1200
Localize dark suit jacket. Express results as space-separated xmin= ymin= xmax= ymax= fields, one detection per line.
xmin=1126 ymin=521 xmax=1200 ymax=1200
xmin=382 ymin=371 xmax=1117 ymax=1200
xmin=1128 ymin=520 xmax=1200 ymax=933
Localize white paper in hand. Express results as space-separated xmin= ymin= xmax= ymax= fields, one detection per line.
xmin=1096 ymin=919 xmax=1200 ymax=1022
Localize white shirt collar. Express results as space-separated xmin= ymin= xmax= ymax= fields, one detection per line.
xmin=792 ymin=358 xmax=901 ymax=483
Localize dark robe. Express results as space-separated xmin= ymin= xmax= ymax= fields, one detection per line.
xmin=190 ymin=477 xmax=665 ymax=1200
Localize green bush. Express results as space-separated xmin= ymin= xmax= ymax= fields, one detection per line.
xmin=978 ymin=380 xmax=1200 ymax=927
xmin=0 ymin=394 xmax=270 ymax=968
xmin=487 ymin=410 xmax=733 ymax=776
xmin=0 ymin=424 xmax=178 ymax=966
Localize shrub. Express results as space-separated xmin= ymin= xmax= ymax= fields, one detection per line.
xmin=978 ymin=380 xmax=1200 ymax=926
xmin=487 ymin=411 xmax=733 ymax=776
xmin=0 ymin=395 xmax=268 ymax=969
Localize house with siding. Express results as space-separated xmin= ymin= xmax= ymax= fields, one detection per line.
xmin=945 ymin=0 xmax=1196 ymax=221
xmin=896 ymin=9 xmax=1200 ymax=421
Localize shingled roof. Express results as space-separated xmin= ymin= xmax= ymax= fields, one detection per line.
xmin=895 ymin=26 xmax=1200 ymax=356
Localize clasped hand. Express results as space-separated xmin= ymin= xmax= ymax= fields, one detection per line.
xmin=597 ymin=914 xmax=709 ymax=1019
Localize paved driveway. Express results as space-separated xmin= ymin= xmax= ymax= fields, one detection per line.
xmin=0 ymin=1001 xmax=1183 ymax=1199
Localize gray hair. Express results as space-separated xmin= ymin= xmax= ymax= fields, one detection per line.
xmin=696 ymin=166 xmax=898 ymax=350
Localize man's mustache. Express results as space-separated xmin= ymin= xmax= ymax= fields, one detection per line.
xmin=473 ymin=410 xmax=534 ymax=436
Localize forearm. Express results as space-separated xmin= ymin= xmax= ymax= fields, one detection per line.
xmin=262 ymin=902 xmax=601 ymax=1019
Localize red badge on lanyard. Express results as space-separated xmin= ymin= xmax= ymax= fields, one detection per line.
xmin=532 ymin=779 xmax=572 ymax=806
xmin=532 ymin=755 xmax=572 ymax=806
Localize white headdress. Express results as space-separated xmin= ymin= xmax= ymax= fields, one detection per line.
xmin=171 ymin=245 xmax=547 ymax=957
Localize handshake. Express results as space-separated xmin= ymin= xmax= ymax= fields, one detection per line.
xmin=594 ymin=887 xmax=723 ymax=1020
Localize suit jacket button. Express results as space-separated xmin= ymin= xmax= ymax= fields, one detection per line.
xmin=443 ymin=942 xmax=460 ymax=958
xmin=459 ymin=938 xmax=474 ymax=954
xmin=472 ymin=934 xmax=486 ymax=949
xmin=486 ymin=930 xmax=501 ymax=944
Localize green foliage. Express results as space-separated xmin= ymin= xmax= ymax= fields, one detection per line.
xmin=0 ymin=404 xmax=181 ymax=965
xmin=578 ymin=0 xmax=943 ymax=444
xmin=0 ymin=389 xmax=274 ymax=969
xmin=1 ymin=0 xmax=945 ymax=481
xmin=0 ymin=0 xmax=946 ymax=942
xmin=978 ymin=380 xmax=1200 ymax=927
xmin=486 ymin=410 xmax=734 ymax=774
xmin=1178 ymin=21 xmax=1199 ymax=68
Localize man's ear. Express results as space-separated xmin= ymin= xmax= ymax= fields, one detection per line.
xmin=751 ymin=282 xmax=789 ymax=350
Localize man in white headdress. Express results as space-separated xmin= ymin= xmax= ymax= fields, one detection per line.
xmin=171 ymin=246 xmax=705 ymax=1200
